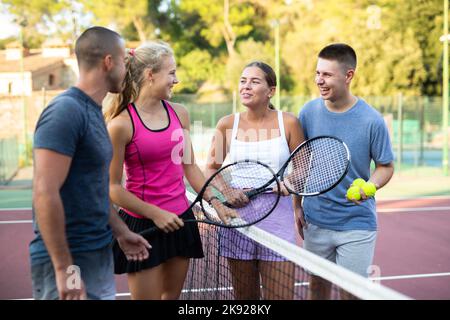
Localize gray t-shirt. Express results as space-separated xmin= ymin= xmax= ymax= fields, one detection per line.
xmin=30 ymin=87 xmax=113 ymax=265
xmin=299 ymin=98 xmax=394 ymax=231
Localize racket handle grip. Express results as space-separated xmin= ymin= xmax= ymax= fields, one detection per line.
xmin=222 ymin=187 xmax=271 ymax=208
xmin=139 ymin=226 xmax=159 ymax=237
xmin=245 ymin=187 xmax=272 ymax=199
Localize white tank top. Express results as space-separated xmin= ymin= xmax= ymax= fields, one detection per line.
xmin=227 ymin=111 xmax=291 ymax=187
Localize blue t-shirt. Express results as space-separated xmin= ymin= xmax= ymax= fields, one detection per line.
xmin=29 ymin=87 xmax=113 ymax=265
xmin=298 ymin=98 xmax=394 ymax=231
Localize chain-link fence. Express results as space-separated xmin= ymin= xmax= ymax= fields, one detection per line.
xmin=0 ymin=89 xmax=59 ymax=184
xmin=0 ymin=137 xmax=19 ymax=184
xmin=0 ymin=91 xmax=448 ymax=181
xmin=176 ymin=94 xmax=449 ymax=174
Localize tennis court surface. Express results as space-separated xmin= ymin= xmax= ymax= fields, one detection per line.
xmin=1 ymin=189 xmax=449 ymax=300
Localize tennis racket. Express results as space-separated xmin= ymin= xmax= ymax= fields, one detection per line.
xmin=245 ymin=135 xmax=350 ymax=198
xmin=139 ymin=160 xmax=281 ymax=238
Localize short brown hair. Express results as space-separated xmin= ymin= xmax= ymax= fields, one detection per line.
xmin=318 ymin=43 xmax=357 ymax=71
xmin=75 ymin=26 xmax=123 ymax=70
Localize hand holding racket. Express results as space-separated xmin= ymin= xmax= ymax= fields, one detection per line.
xmin=246 ymin=136 xmax=350 ymax=198
xmin=139 ymin=160 xmax=281 ymax=238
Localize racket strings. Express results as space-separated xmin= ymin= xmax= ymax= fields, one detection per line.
xmin=204 ymin=161 xmax=280 ymax=227
xmin=285 ymin=137 xmax=349 ymax=195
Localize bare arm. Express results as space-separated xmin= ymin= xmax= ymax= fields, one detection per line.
xmin=172 ymin=103 xmax=236 ymax=222
xmin=205 ymin=116 xmax=232 ymax=179
xmin=33 ymin=148 xmax=86 ymax=300
xmin=180 ymin=117 xmax=206 ymax=194
xmin=172 ymin=103 xmax=219 ymax=200
xmin=369 ymin=162 xmax=394 ymax=190
xmin=284 ymin=114 xmax=306 ymax=238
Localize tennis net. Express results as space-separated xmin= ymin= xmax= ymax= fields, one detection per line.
xmin=180 ymin=191 xmax=411 ymax=300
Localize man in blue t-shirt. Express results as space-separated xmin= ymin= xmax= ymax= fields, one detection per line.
xmin=297 ymin=43 xmax=394 ymax=299
xmin=30 ymin=27 xmax=151 ymax=300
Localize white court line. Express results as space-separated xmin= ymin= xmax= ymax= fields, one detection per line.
xmin=0 ymin=220 xmax=32 ymax=224
xmin=89 ymin=271 xmax=450 ymax=298
xmin=0 ymin=208 xmax=449 ymax=225
xmin=372 ymin=272 xmax=450 ymax=281
xmin=0 ymin=196 xmax=448 ymax=211
xmin=378 ymin=206 xmax=450 ymax=213
xmin=1 ymin=206 xmax=449 ymax=214
xmin=378 ymin=196 xmax=450 ymax=201
xmin=12 ymin=272 xmax=450 ymax=300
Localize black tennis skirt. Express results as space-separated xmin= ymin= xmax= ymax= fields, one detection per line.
xmin=113 ymin=209 xmax=204 ymax=274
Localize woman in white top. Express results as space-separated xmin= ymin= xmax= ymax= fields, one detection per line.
xmin=206 ymin=61 xmax=305 ymax=299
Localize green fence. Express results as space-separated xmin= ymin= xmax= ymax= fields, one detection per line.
xmin=0 ymin=93 xmax=448 ymax=178
xmin=0 ymin=137 xmax=19 ymax=184
xmin=174 ymin=94 xmax=449 ymax=174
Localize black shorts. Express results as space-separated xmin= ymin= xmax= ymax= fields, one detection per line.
xmin=113 ymin=209 xmax=204 ymax=274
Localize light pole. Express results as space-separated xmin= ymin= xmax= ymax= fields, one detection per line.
xmin=18 ymin=18 xmax=29 ymax=166
xmin=273 ymin=19 xmax=281 ymax=109
xmin=443 ymin=0 xmax=449 ymax=176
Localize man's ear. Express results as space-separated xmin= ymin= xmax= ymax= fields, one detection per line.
xmin=346 ymin=69 xmax=355 ymax=83
xmin=103 ymin=54 xmax=114 ymax=71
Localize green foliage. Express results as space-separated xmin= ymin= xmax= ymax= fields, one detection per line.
xmin=282 ymin=0 xmax=433 ymax=96
xmin=179 ymin=0 xmax=256 ymax=53
xmin=2 ymin=0 xmax=70 ymax=48
xmin=2 ymin=0 xmax=445 ymax=97
xmin=0 ymin=37 xmax=16 ymax=49
xmin=175 ymin=49 xmax=217 ymax=93
xmin=225 ymin=39 xmax=274 ymax=91
xmin=80 ymin=0 xmax=153 ymax=42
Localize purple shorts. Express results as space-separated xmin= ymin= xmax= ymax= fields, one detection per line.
xmin=219 ymin=195 xmax=296 ymax=261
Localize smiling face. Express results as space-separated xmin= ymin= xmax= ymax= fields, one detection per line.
xmin=150 ymin=55 xmax=179 ymax=100
xmin=239 ymin=66 xmax=275 ymax=109
xmin=315 ymin=58 xmax=353 ymax=102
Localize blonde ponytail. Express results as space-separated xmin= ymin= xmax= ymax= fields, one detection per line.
xmin=104 ymin=42 xmax=174 ymax=122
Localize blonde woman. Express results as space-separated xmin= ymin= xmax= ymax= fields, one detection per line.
xmin=105 ymin=42 xmax=223 ymax=299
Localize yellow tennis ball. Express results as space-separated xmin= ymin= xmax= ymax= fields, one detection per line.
xmin=352 ymin=178 xmax=366 ymax=187
xmin=346 ymin=186 xmax=361 ymax=201
xmin=362 ymin=182 xmax=377 ymax=197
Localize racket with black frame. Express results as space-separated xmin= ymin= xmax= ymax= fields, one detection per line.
xmin=139 ymin=160 xmax=281 ymax=238
xmin=245 ymin=135 xmax=351 ymax=199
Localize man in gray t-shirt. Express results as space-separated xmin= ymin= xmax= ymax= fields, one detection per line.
xmin=297 ymin=43 xmax=394 ymax=300
xmin=30 ymin=27 xmax=150 ymax=300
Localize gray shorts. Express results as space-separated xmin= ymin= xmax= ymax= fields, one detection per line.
xmin=303 ymin=222 xmax=377 ymax=277
xmin=31 ymin=244 xmax=116 ymax=300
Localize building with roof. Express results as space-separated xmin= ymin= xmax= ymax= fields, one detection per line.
xmin=0 ymin=39 xmax=78 ymax=96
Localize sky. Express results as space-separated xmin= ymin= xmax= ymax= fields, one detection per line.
xmin=0 ymin=2 xmax=96 ymax=41
xmin=0 ymin=11 xmax=18 ymax=39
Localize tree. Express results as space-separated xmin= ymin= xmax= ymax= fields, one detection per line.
xmin=80 ymin=0 xmax=154 ymax=42
xmin=386 ymin=0 xmax=442 ymax=95
xmin=282 ymin=0 xmax=427 ymax=96
xmin=175 ymin=49 xmax=217 ymax=93
xmin=179 ymin=0 xmax=256 ymax=58
xmin=2 ymin=0 xmax=70 ymax=47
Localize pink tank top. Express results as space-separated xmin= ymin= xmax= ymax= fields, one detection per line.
xmin=122 ymin=101 xmax=189 ymax=218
